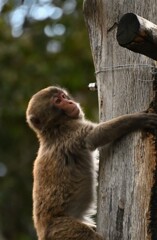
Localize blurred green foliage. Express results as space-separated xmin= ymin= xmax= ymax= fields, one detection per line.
xmin=0 ymin=0 xmax=98 ymax=239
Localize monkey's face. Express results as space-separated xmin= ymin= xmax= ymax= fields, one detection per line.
xmin=26 ymin=86 xmax=83 ymax=133
xmin=51 ymin=89 xmax=80 ymax=119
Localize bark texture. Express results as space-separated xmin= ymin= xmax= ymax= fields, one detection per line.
xmin=83 ymin=1 xmax=157 ymax=240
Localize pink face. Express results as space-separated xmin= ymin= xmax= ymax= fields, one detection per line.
xmin=52 ymin=91 xmax=80 ymax=118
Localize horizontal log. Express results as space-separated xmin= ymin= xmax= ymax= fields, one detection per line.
xmin=117 ymin=13 xmax=157 ymax=60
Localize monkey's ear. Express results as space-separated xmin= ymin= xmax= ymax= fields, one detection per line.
xmin=28 ymin=115 xmax=41 ymax=129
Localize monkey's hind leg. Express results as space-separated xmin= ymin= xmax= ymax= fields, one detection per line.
xmin=46 ymin=216 xmax=104 ymax=240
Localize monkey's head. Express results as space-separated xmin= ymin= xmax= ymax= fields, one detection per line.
xmin=26 ymin=86 xmax=84 ymax=134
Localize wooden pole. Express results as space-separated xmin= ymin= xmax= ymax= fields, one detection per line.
xmin=117 ymin=13 xmax=157 ymax=60
xmin=84 ymin=1 xmax=157 ymax=239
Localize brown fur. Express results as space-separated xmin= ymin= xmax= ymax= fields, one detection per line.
xmin=26 ymin=86 xmax=157 ymax=240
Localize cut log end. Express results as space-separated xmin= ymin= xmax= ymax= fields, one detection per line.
xmin=117 ymin=13 xmax=140 ymax=45
xmin=116 ymin=12 xmax=157 ymax=60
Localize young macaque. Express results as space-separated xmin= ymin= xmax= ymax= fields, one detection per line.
xmin=26 ymin=86 xmax=157 ymax=240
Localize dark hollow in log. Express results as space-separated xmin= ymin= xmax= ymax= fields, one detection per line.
xmin=116 ymin=13 xmax=157 ymax=60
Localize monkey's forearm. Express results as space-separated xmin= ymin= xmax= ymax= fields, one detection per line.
xmin=85 ymin=113 xmax=157 ymax=150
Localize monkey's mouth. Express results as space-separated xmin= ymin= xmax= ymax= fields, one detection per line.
xmin=66 ymin=106 xmax=80 ymax=118
xmin=72 ymin=107 xmax=80 ymax=117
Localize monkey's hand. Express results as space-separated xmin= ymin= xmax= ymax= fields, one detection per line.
xmin=140 ymin=112 xmax=157 ymax=129
xmin=85 ymin=112 xmax=157 ymax=150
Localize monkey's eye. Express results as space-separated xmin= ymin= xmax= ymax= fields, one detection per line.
xmin=61 ymin=93 xmax=66 ymax=99
xmin=54 ymin=97 xmax=61 ymax=104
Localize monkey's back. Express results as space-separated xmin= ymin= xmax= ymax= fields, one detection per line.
xmin=33 ymin=122 xmax=97 ymax=231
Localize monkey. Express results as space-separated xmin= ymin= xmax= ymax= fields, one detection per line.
xmin=26 ymin=86 xmax=157 ymax=240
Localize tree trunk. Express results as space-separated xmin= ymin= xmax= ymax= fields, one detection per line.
xmin=83 ymin=1 xmax=157 ymax=240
